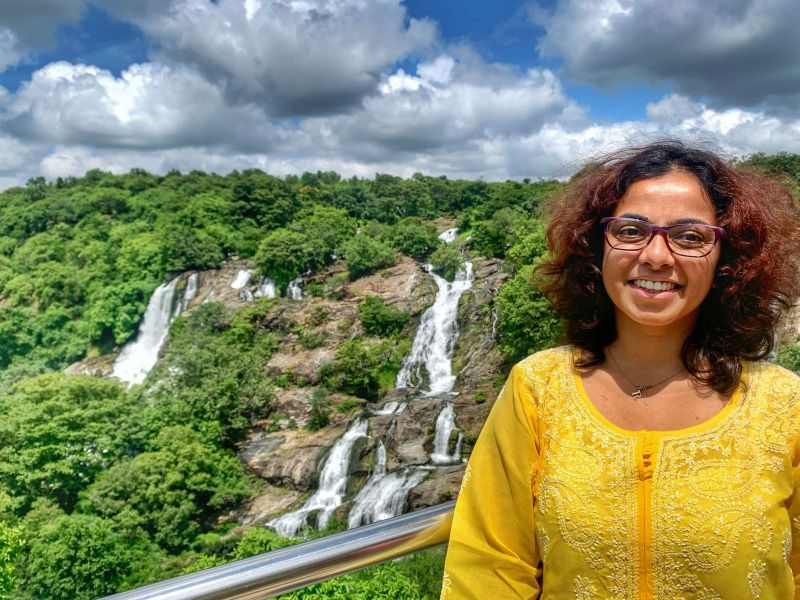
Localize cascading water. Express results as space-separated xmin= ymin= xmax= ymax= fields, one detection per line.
xmin=286 ymin=278 xmax=303 ymax=300
xmin=230 ymin=269 xmax=252 ymax=289
xmin=370 ymin=401 xmax=407 ymax=416
xmin=343 ymin=228 xmax=471 ymax=527
xmin=395 ymin=262 xmax=474 ymax=394
xmin=438 ymin=228 xmax=458 ymax=243
xmin=348 ymin=442 xmax=427 ymax=528
xmin=112 ymin=277 xmax=183 ymax=386
xmin=268 ymin=419 xmax=368 ymax=538
xmin=182 ymin=273 xmax=199 ymax=311
xmin=254 ymin=277 xmax=276 ymax=299
xmin=430 ymin=403 xmax=463 ymax=464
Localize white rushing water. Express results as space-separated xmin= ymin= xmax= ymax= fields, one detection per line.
xmin=438 ymin=228 xmax=458 ymax=243
xmin=254 ymin=276 xmax=276 ymax=299
xmin=182 ymin=273 xmax=199 ymax=311
xmin=269 ymin=419 xmax=368 ymax=538
xmin=287 ymin=277 xmax=303 ymax=301
xmin=430 ymin=402 xmax=463 ymax=464
xmin=230 ymin=269 xmax=252 ymax=289
xmin=395 ymin=261 xmax=474 ymax=394
xmin=348 ymin=442 xmax=427 ymax=528
xmin=370 ymin=401 xmax=407 ymax=416
xmin=112 ymin=277 xmax=182 ymax=386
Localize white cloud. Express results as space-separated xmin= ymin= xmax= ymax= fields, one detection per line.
xmin=3 ymin=61 xmax=288 ymax=152
xmin=532 ymin=0 xmax=800 ymax=112
xmin=99 ymin=0 xmax=438 ymax=117
xmin=324 ymin=51 xmax=587 ymax=160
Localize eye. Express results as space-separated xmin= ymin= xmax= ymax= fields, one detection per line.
xmin=611 ymin=221 xmax=649 ymax=239
xmin=670 ymin=225 xmax=712 ymax=247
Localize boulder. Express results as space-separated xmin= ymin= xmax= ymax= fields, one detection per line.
xmin=407 ymin=465 xmax=467 ymax=509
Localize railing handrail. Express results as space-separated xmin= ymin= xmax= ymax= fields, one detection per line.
xmin=103 ymin=501 xmax=454 ymax=600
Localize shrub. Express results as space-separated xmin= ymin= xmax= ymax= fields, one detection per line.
xmin=495 ymin=263 xmax=561 ymax=363
xmin=307 ymin=388 xmax=331 ymax=431
xmin=777 ymin=339 xmax=800 ymax=374
xmin=319 ymin=338 xmax=409 ymax=400
xmin=390 ymin=218 xmax=440 ymax=259
xmin=429 ymin=243 xmax=464 ymax=282
xmin=358 ymin=297 xmax=410 ymax=337
xmin=341 ymin=235 xmax=396 ymax=280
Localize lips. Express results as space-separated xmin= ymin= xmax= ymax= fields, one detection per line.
xmin=630 ymin=279 xmax=681 ymax=292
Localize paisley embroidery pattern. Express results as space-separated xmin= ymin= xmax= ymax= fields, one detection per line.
xmin=573 ymin=575 xmax=598 ymax=600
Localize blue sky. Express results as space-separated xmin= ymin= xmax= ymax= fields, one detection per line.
xmin=0 ymin=0 xmax=797 ymax=188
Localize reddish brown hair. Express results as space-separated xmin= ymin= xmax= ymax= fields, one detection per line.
xmin=538 ymin=140 xmax=800 ymax=393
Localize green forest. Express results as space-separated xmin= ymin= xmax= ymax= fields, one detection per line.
xmin=1 ymin=153 xmax=799 ymax=599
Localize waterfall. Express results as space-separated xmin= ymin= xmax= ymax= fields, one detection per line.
xmin=370 ymin=401 xmax=407 ymax=416
xmin=395 ymin=262 xmax=474 ymax=394
xmin=348 ymin=442 xmax=427 ymax=528
xmin=268 ymin=419 xmax=368 ymax=538
xmin=182 ymin=273 xmax=199 ymax=311
xmin=438 ymin=228 xmax=458 ymax=243
xmin=286 ymin=278 xmax=303 ymax=300
xmin=430 ymin=402 xmax=463 ymax=464
xmin=254 ymin=277 xmax=276 ymax=299
xmin=112 ymin=277 xmax=182 ymax=386
xmin=230 ymin=269 xmax=252 ymax=290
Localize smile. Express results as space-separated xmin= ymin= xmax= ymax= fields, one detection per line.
xmin=630 ymin=279 xmax=681 ymax=292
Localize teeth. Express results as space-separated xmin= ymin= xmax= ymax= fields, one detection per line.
xmin=632 ymin=279 xmax=677 ymax=291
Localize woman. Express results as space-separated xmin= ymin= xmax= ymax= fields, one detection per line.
xmin=442 ymin=141 xmax=800 ymax=599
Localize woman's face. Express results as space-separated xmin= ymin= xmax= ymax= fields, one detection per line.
xmin=601 ymin=170 xmax=721 ymax=335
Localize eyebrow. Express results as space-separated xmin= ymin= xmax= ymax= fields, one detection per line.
xmin=617 ymin=212 xmax=713 ymax=226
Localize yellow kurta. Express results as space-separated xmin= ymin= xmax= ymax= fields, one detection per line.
xmin=442 ymin=346 xmax=800 ymax=599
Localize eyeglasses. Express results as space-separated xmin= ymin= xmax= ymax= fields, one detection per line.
xmin=601 ymin=217 xmax=725 ymax=258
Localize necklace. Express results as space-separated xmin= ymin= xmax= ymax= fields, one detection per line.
xmin=606 ymin=348 xmax=686 ymax=405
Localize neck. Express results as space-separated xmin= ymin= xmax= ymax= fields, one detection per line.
xmin=609 ymin=312 xmax=695 ymax=373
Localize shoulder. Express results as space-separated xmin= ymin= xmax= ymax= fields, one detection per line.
xmin=746 ymin=360 xmax=800 ymax=404
xmin=512 ymin=345 xmax=574 ymax=388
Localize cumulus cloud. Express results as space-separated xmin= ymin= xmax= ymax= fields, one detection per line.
xmin=316 ymin=50 xmax=587 ymax=162
xmin=2 ymin=61 xmax=292 ymax=152
xmin=532 ymin=0 xmax=800 ymax=112
xmin=97 ymin=0 xmax=437 ymax=117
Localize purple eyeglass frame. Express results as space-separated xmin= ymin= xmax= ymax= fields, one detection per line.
xmin=600 ymin=217 xmax=725 ymax=258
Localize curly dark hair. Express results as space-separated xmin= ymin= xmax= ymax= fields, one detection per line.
xmin=538 ymin=140 xmax=800 ymax=393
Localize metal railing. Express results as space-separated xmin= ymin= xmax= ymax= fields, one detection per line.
xmin=104 ymin=501 xmax=454 ymax=600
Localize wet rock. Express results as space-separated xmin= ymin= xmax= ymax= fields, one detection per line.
xmin=407 ymin=465 xmax=467 ymax=509
xmin=237 ymin=485 xmax=303 ymax=526
xmin=239 ymin=423 xmax=349 ymax=491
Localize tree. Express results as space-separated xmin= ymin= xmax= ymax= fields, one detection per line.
xmin=341 ymin=235 xmax=396 ymax=280
xmin=255 ymin=229 xmax=312 ymax=292
xmin=0 ymin=374 xmax=143 ymax=514
xmin=390 ymin=218 xmax=440 ymax=259
xmin=80 ymin=426 xmax=252 ymax=551
xmin=358 ymin=297 xmax=410 ymax=337
xmin=17 ymin=508 xmax=161 ymax=600
xmin=495 ymin=264 xmax=561 ymax=363
xmin=429 ymin=243 xmax=464 ymax=282
xmin=0 ymin=521 xmax=22 ymax=599
xmin=319 ymin=338 xmax=409 ymax=399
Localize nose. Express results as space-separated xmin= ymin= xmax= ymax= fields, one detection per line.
xmin=639 ymin=230 xmax=675 ymax=269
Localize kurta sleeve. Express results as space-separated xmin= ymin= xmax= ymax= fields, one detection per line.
xmin=441 ymin=363 xmax=542 ymax=599
xmin=789 ymin=431 xmax=800 ymax=599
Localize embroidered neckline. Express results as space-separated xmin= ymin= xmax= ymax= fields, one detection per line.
xmin=568 ymin=347 xmax=748 ymax=438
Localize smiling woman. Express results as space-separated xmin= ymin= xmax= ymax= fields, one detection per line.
xmin=442 ymin=140 xmax=800 ymax=599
